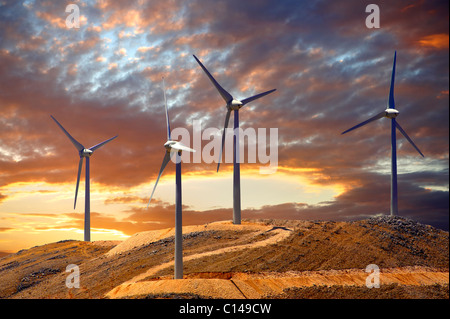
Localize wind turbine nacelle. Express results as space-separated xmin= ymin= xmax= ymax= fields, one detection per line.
xmin=384 ymin=108 xmax=399 ymax=119
xmin=164 ymin=140 xmax=177 ymax=151
xmin=80 ymin=149 xmax=93 ymax=157
xmin=229 ymin=99 xmax=243 ymax=110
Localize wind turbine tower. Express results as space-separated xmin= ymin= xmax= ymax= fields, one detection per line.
xmin=147 ymin=78 xmax=195 ymax=279
xmin=193 ymin=55 xmax=276 ymax=224
xmin=341 ymin=51 xmax=424 ymax=216
xmin=51 ymin=115 xmax=117 ymax=241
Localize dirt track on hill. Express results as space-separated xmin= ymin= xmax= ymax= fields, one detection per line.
xmin=111 ymin=221 xmax=293 ymax=286
xmin=105 ymin=219 xmax=448 ymax=299
xmin=106 ymin=267 xmax=449 ymax=299
xmin=1 ymin=217 xmax=448 ymax=299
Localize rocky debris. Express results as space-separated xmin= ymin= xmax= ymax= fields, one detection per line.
xmin=271 ymin=283 xmax=449 ymax=299
xmin=352 ymin=215 xmax=449 ymax=265
xmin=0 ymin=261 xmax=19 ymax=272
xmin=47 ymin=254 xmax=67 ymax=260
xmin=364 ymin=215 xmax=440 ymax=237
xmin=17 ymin=268 xmax=61 ymax=292
xmin=363 ymin=215 xmax=448 ymax=250
xmin=130 ymin=292 xmax=205 ymax=299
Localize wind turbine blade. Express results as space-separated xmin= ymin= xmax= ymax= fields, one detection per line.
xmin=50 ymin=115 xmax=85 ymax=152
xmin=193 ymin=55 xmax=233 ymax=103
xmin=388 ymin=51 xmax=396 ymax=109
xmin=171 ymin=142 xmax=196 ymax=153
xmin=341 ymin=111 xmax=385 ymax=135
xmin=162 ymin=77 xmax=171 ymax=140
xmin=395 ymin=121 xmax=424 ymax=157
xmin=241 ymin=89 xmax=276 ymax=106
xmin=74 ymin=157 xmax=83 ymax=209
xmin=217 ymin=109 xmax=232 ymax=172
xmin=147 ymin=152 xmax=173 ymax=207
xmin=88 ymin=135 xmax=118 ymax=152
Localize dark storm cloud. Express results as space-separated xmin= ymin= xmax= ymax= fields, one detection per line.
xmin=0 ymin=0 xmax=448 ymax=231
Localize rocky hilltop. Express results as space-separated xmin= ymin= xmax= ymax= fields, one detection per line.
xmin=0 ymin=216 xmax=448 ymax=299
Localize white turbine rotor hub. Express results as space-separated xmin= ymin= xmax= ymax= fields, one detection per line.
xmin=384 ymin=108 xmax=399 ymax=119
xmin=230 ymin=99 xmax=243 ymax=110
xmin=81 ymin=149 xmax=93 ymax=157
xmin=164 ymin=140 xmax=176 ymax=151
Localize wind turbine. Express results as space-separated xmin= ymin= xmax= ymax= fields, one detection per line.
xmin=50 ymin=115 xmax=117 ymax=241
xmin=147 ymin=78 xmax=195 ymax=280
xmin=341 ymin=51 xmax=424 ymax=216
xmin=193 ymin=54 xmax=276 ymax=225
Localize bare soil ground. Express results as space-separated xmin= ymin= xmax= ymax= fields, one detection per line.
xmin=271 ymin=283 xmax=449 ymax=299
xmin=107 ymin=267 xmax=449 ymax=299
xmin=0 ymin=216 xmax=448 ymax=299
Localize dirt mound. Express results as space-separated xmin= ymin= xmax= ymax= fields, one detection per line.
xmin=0 ymin=218 xmax=448 ymax=299
xmin=0 ymin=240 xmax=116 ymax=298
xmin=107 ymin=267 xmax=449 ymax=299
xmin=106 ymin=220 xmax=281 ymax=257
xmin=108 ymin=278 xmax=244 ymax=299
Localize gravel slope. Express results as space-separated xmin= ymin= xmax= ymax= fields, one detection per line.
xmin=0 ymin=216 xmax=448 ymax=299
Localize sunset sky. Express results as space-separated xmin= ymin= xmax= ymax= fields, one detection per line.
xmin=0 ymin=0 xmax=448 ymax=253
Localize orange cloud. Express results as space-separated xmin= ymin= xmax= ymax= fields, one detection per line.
xmin=437 ymin=90 xmax=449 ymax=99
xmin=0 ymin=193 xmax=7 ymax=203
xmin=104 ymin=195 xmax=148 ymax=205
xmin=418 ymin=34 xmax=449 ymax=49
xmin=35 ymin=11 xmax=66 ymax=29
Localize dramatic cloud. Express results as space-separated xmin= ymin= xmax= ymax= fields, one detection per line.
xmin=0 ymin=0 xmax=448 ymax=251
